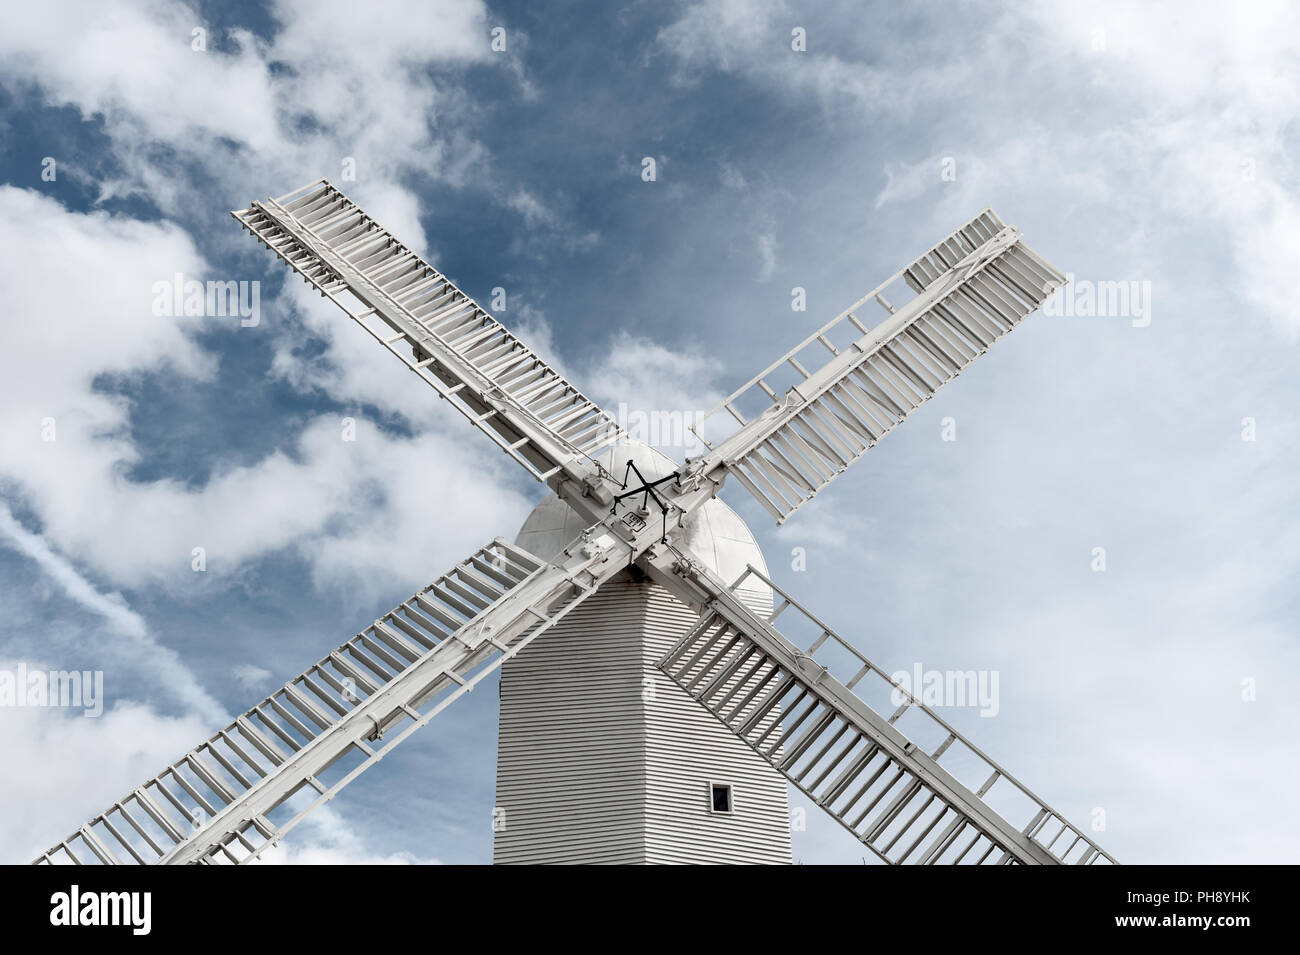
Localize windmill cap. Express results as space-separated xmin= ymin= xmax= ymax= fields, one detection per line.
xmin=515 ymin=439 xmax=772 ymax=610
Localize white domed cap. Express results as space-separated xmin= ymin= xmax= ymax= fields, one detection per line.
xmin=514 ymin=441 xmax=772 ymax=611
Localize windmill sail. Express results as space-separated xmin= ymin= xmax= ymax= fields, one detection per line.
xmin=34 ymin=537 xmax=614 ymax=866
xmin=691 ymin=210 xmax=1065 ymax=523
xmin=649 ymin=552 xmax=1115 ymax=865
xmin=234 ymin=180 xmax=624 ymax=484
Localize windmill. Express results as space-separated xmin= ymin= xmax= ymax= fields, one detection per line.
xmin=32 ymin=180 xmax=1116 ymax=866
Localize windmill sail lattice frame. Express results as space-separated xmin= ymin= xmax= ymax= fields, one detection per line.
xmin=648 ymin=552 xmax=1115 ymax=865
xmin=234 ymin=180 xmax=625 ymax=484
xmin=688 ymin=209 xmax=1064 ymax=523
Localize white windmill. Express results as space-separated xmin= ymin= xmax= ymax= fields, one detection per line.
xmin=32 ymin=181 xmax=1116 ymax=866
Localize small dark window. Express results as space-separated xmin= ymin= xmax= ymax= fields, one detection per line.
xmin=710 ymin=782 xmax=733 ymax=814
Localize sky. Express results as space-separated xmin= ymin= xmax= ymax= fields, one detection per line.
xmin=0 ymin=0 xmax=1297 ymax=865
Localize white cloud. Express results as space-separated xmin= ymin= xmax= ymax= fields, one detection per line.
xmin=0 ymin=505 xmax=225 ymax=724
xmin=0 ymin=2 xmax=280 ymax=158
xmin=657 ymin=0 xmax=985 ymax=116
xmin=271 ymin=0 xmax=488 ymax=66
xmin=0 ymin=503 xmax=147 ymax=640
xmin=2 ymin=695 xmax=445 ymax=864
xmin=0 ymin=0 xmax=495 ymax=215
xmin=11 ymin=404 xmax=532 ymax=599
xmin=0 ymin=186 xmax=534 ymax=597
xmin=1021 ymin=1 xmax=1300 ymax=337
xmin=231 ymin=663 xmax=272 ymax=691
xmin=506 ymin=188 xmax=559 ymax=229
xmin=302 ymin=416 xmax=535 ymax=600
xmin=586 ymin=332 xmax=725 ymax=420
xmin=657 ymin=0 xmax=788 ymax=77
xmin=719 ymin=161 xmax=748 ymax=191
xmin=873 ymin=154 xmax=946 ymax=210
xmin=0 ymin=4 xmax=545 ymax=863
xmin=500 ymin=188 xmax=600 ymax=257
xmin=255 ymin=805 xmax=442 ymax=865
xmin=258 ymin=844 xmax=441 ymax=865
xmin=3 ymin=699 xmax=215 ymax=863
xmin=756 ymin=228 xmax=777 ymax=281
xmin=717 ymin=161 xmax=748 ymax=191
xmin=772 ymin=499 xmax=871 ymax=553
xmin=661 ymin=0 xmax=1300 ymax=338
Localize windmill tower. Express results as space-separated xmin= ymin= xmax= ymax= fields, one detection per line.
xmin=498 ymin=442 xmax=791 ymax=864
xmin=31 ymin=182 xmax=1119 ymax=867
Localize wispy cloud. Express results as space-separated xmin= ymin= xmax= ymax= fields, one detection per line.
xmin=231 ymin=663 xmax=272 ymax=691
xmin=0 ymin=503 xmax=146 ymax=640
xmin=0 ymin=503 xmax=225 ymax=725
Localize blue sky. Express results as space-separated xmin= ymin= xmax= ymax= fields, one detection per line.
xmin=1 ymin=0 xmax=1297 ymax=864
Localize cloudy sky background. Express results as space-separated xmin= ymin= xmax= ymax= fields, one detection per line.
xmin=1 ymin=0 xmax=1296 ymax=864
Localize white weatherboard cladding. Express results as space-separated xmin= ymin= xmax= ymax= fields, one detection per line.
xmin=493 ymin=575 xmax=790 ymax=864
xmin=639 ymin=584 xmax=791 ymax=864
xmin=494 ymin=578 xmax=649 ymax=864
